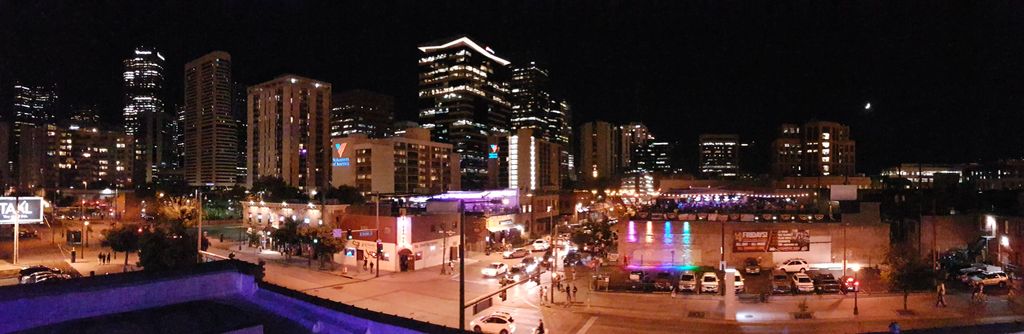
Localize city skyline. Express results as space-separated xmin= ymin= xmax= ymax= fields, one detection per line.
xmin=2 ymin=2 xmax=1022 ymax=174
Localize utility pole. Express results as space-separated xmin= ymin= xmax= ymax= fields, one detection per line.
xmin=13 ymin=195 xmax=20 ymax=265
xmin=196 ymin=189 xmax=204 ymax=262
xmin=375 ymin=194 xmax=381 ymax=278
xmin=458 ymin=200 xmax=466 ymax=331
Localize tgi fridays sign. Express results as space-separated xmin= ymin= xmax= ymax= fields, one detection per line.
xmin=0 ymin=197 xmax=44 ymax=224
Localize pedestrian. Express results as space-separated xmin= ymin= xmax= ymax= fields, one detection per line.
xmin=572 ymin=285 xmax=578 ymax=301
xmin=888 ymin=321 xmax=900 ymax=334
xmin=536 ymin=319 xmax=545 ymax=334
xmin=971 ymin=282 xmax=980 ymax=302
xmin=98 ymin=252 xmax=103 ymax=264
xmin=363 ymin=259 xmax=368 ymax=270
xmin=935 ymin=282 xmax=947 ymax=307
xmin=566 ymin=285 xmax=572 ymax=303
xmin=369 ymin=262 xmax=374 ymax=274
xmin=104 ymin=253 xmax=109 ymax=264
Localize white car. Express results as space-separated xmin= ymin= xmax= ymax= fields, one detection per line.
xmin=481 ymin=262 xmax=509 ymax=277
xmin=970 ymin=271 xmax=1009 ymax=287
xmin=470 ymin=311 xmax=516 ymax=334
xmin=700 ymin=272 xmax=719 ymax=293
xmin=777 ymin=258 xmax=810 ymax=273
xmin=792 ymin=273 xmax=815 ymax=293
xmin=725 ymin=268 xmax=745 ymax=293
xmin=532 ymin=239 xmax=550 ymax=251
xmin=678 ymin=271 xmax=698 ymax=292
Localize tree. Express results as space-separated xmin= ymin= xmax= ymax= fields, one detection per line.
xmin=325 ymin=185 xmax=365 ymax=205
xmin=155 ymin=196 xmax=199 ymax=227
xmin=883 ymin=242 xmax=936 ymax=310
xmin=250 ymin=176 xmax=306 ymax=202
xmin=102 ymin=224 xmax=141 ymax=270
xmin=138 ymin=227 xmax=199 ymax=271
xmin=272 ymin=218 xmax=302 ymax=259
xmin=301 ymin=225 xmax=344 ymax=269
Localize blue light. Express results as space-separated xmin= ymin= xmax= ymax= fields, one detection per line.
xmin=663 ymin=221 xmax=673 ymax=244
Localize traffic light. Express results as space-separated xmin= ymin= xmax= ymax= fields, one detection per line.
xmin=346 ymin=229 xmax=353 ymax=240
xmin=376 ymin=240 xmax=383 ymax=253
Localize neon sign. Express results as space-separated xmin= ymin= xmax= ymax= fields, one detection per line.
xmin=488 ymin=144 xmax=499 ymax=159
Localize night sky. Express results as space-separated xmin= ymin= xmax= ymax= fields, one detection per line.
xmin=1 ymin=1 xmax=1022 ymax=174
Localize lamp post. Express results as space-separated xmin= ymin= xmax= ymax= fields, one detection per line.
xmin=456 ymin=197 xmax=504 ymax=331
xmin=852 ymin=264 xmax=860 ymax=315
xmin=83 ymin=221 xmax=90 ymax=248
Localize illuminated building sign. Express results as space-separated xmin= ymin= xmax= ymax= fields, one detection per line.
xmin=331 ymin=142 xmax=350 ymax=167
xmin=396 ymin=216 xmax=412 ymax=248
xmin=0 ymin=197 xmax=44 ymax=224
xmin=488 ymin=144 xmax=499 ymax=159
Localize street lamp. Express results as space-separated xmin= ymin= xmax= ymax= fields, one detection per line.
xmin=83 ymin=221 xmax=90 ymax=248
xmin=851 ymin=264 xmax=860 ymax=315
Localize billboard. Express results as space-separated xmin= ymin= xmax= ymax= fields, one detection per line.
xmin=830 ymin=184 xmax=858 ymax=201
xmin=733 ymin=231 xmax=769 ymax=252
xmin=734 ymin=229 xmax=811 ymax=252
xmin=0 ymin=197 xmax=45 ymax=224
xmin=768 ymin=229 xmax=810 ymax=252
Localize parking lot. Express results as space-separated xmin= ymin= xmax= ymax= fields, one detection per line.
xmin=599 ymin=264 xmax=887 ymax=296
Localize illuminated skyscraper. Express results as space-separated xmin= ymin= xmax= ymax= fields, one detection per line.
xmin=10 ymin=82 xmax=58 ymax=187
xmin=330 ymin=89 xmax=394 ymax=139
xmin=509 ymin=62 xmax=573 ymax=185
xmin=122 ymin=46 xmax=165 ymax=184
xmin=184 ymin=51 xmax=238 ymax=187
xmin=698 ymin=134 xmax=740 ymax=178
xmin=771 ymin=121 xmax=856 ymax=177
xmin=247 ymin=75 xmax=332 ymax=191
xmin=418 ymin=36 xmax=511 ymax=190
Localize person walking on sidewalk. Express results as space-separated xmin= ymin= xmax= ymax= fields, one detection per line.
xmin=565 ymin=284 xmax=572 ymax=304
xmin=572 ymin=285 xmax=578 ymax=302
xmin=935 ymin=282 xmax=947 ymax=307
xmin=539 ymin=286 xmax=546 ymax=306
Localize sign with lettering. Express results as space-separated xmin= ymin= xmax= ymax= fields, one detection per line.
xmin=768 ymin=229 xmax=811 ymax=252
xmin=0 ymin=197 xmax=44 ymax=224
xmin=331 ymin=142 xmax=350 ymax=167
xmin=488 ymin=144 xmax=499 ymax=159
xmin=733 ymin=230 xmax=769 ymax=252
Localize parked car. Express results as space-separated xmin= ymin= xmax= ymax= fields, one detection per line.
xmin=21 ymin=271 xmax=70 ymax=284
xmin=839 ymin=275 xmax=860 ymax=293
xmin=777 ymin=259 xmax=810 ymax=273
xmin=701 ymin=272 xmax=720 ymax=293
xmin=470 ymin=311 xmax=516 ymax=334
xmin=813 ymin=273 xmax=841 ymax=293
xmin=532 ymin=239 xmax=550 ymax=251
xmin=653 ymin=272 xmax=674 ymax=291
xmin=724 ymin=269 xmax=745 ymax=292
xmin=678 ymin=271 xmax=698 ymax=292
xmin=18 ymin=229 xmax=38 ymax=239
xmin=791 ymin=273 xmax=815 ymax=293
xmin=970 ymin=271 xmax=1010 ymax=287
xmin=771 ymin=270 xmax=792 ymax=294
xmin=744 ymin=257 xmax=761 ymax=275
xmin=19 ymin=265 xmax=59 ymax=278
xmin=628 ymin=271 xmax=646 ymax=282
xmin=481 ymin=262 xmax=509 ymax=277
xmin=502 ymin=248 xmax=529 ymax=259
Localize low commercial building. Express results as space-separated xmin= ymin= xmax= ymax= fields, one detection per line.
xmin=336 ymin=212 xmax=461 ymax=273
xmin=881 ymin=163 xmax=963 ymax=188
xmin=330 ymin=127 xmax=460 ymax=194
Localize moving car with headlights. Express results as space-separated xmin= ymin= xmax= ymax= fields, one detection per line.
xmin=678 ymin=271 xmax=698 ymax=292
xmin=470 ymin=311 xmax=516 ymax=334
xmin=840 ymin=275 xmax=860 ymax=293
xmin=502 ymin=248 xmax=529 ymax=259
xmin=481 ymin=262 xmax=509 ymax=277
xmin=792 ymin=272 xmax=815 ymax=293
xmin=771 ymin=270 xmax=792 ymax=294
xmin=813 ymin=273 xmax=841 ymax=293
xmin=532 ymin=239 xmax=550 ymax=251
xmin=701 ymin=272 xmax=720 ymax=293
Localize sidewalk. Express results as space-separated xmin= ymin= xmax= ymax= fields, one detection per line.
xmin=538 ymin=268 xmax=1024 ymax=333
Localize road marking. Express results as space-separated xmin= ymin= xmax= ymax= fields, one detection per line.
xmin=576 ymin=316 xmax=598 ymax=334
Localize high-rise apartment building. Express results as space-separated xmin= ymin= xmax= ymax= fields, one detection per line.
xmin=55 ymin=124 xmax=134 ymax=189
xmin=699 ymin=134 xmax=741 ymax=178
xmin=247 ymin=75 xmax=332 ymax=191
xmin=508 ymin=62 xmax=574 ymax=186
xmin=10 ymin=82 xmax=58 ymax=186
xmin=487 ymin=128 xmax=561 ymax=192
xmin=635 ymin=141 xmax=675 ymax=173
xmin=579 ymin=121 xmax=621 ymax=183
xmin=330 ymin=127 xmax=459 ymax=194
xmin=330 ymin=89 xmax=394 ymax=138
xmin=418 ymin=36 xmax=511 ymax=190
xmin=620 ymin=122 xmax=653 ymax=170
xmin=123 ymin=46 xmax=165 ymax=184
xmin=184 ymin=51 xmax=238 ymax=187
xmin=771 ymin=121 xmax=856 ymax=177
xmin=233 ymin=82 xmax=248 ymax=186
